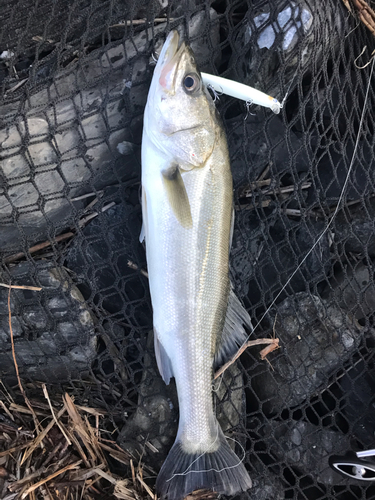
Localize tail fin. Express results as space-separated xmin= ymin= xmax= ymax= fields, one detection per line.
xmin=155 ymin=427 xmax=252 ymax=500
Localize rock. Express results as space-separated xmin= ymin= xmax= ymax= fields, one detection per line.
xmin=0 ymin=1 xmax=162 ymax=91
xmin=117 ymin=330 xmax=179 ymax=470
xmin=323 ymin=260 xmax=375 ymax=321
xmin=0 ymin=8 xmax=220 ymax=253
xmin=154 ymin=8 xmax=220 ymax=71
xmin=230 ymin=208 xmax=271 ymax=300
xmin=230 ymin=0 xmax=346 ymax=98
xmin=0 ymin=262 xmax=96 ymax=383
xmin=305 ymin=141 xmax=375 ymax=209
xmin=333 ymin=198 xmax=375 ymax=258
xmin=248 ymin=292 xmax=363 ymax=414
xmin=226 ymin=113 xmax=313 ymax=189
xmin=231 ymin=215 xmax=331 ymax=307
xmin=338 ymin=360 xmax=375 ymax=444
xmin=259 ymin=419 xmax=353 ymax=485
xmin=0 ymin=61 xmax=140 ymax=251
xmin=98 ymin=9 xmax=219 ymax=73
xmin=213 ymin=361 xmax=246 ymax=446
xmin=65 ymin=201 xmax=150 ymax=326
xmin=248 ymin=473 xmax=284 ymax=500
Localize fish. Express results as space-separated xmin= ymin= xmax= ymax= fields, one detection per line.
xmin=141 ymin=30 xmax=253 ymax=500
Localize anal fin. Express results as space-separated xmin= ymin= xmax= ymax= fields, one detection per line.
xmin=214 ymin=287 xmax=253 ymax=370
xmin=154 ymin=328 xmax=174 ymax=385
xmin=140 ymin=186 xmax=147 ymax=243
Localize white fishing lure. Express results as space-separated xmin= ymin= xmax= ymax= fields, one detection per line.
xmin=201 ymin=72 xmax=282 ymax=114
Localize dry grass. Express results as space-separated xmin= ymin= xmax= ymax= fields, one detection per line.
xmin=0 ymin=286 xmax=220 ymax=500
xmin=0 ymin=285 xmax=156 ymax=499
xmin=0 ymin=385 xmax=156 ymax=500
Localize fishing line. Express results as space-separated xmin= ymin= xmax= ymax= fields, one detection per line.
xmin=212 ymin=373 xmax=223 ymax=393
xmin=166 ymin=427 xmax=221 ymax=480
xmin=166 ymin=429 xmax=247 ymax=480
xmin=242 ymin=53 xmax=375 ymax=344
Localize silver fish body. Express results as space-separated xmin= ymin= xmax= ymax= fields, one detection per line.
xmin=141 ymin=30 xmax=252 ymax=499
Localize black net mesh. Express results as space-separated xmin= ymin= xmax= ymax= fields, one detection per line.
xmin=1 ymin=0 xmax=375 ymax=498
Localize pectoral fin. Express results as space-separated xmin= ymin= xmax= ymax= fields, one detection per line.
xmin=214 ymin=286 xmax=254 ymax=370
xmin=162 ymin=165 xmax=193 ymax=228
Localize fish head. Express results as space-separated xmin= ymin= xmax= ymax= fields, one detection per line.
xmin=145 ymin=30 xmax=217 ymax=170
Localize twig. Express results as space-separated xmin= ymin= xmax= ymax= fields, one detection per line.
xmin=0 ymin=283 xmax=42 ymax=291
xmin=214 ymin=338 xmax=279 ymax=379
xmin=328 ymin=196 xmax=372 ymax=212
xmin=284 ymin=209 xmax=302 ymax=217
xmin=185 ymin=490 xmax=217 ymax=500
xmin=8 ymin=289 xmax=41 ymax=436
xmin=250 ymin=179 xmax=271 ymax=189
xmin=32 ymin=36 xmax=56 ymax=44
xmin=0 ymin=400 xmax=14 ymax=421
xmin=0 ymin=379 xmax=14 ymax=405
xmin=258 ymin=164 xmax=271 ymax=181
xmin=100 ymin=331 xmax=128 ymax=381
xmin=4 ymin=201 xmax=118 ymax=264
xmin=235 ymin=199 xmax=272 ymax=210
xmin=145 ymin=441 xmax=159 ymax=454
xmin=75 ymin=405 xmax=107 ymax=416
xmin=109 ymin=18 xmax=174 ymax=28
xmin=0 ymin=441 xmax=31 ymax=458
xmin=136 ymin=473 xmax=155 ymax=500
xmin=4 ymin=232 xmax=74 ymax=264
xmin=70 ymin=191 xmax=103 ymax=202
xmin=87 ymin=467 xmax=116 ymax=484
xmin=63 ymin=394 xmax=101 ymax=466
xmin=20 ymin=406 xmax=67 ymax=465
xmin=20 ymin=460 xmax=82 ymax=499
xmin=244 ymin=181 xmax=311 ymax=198
xmin=64 ymin=428 xmax=91 ymax=468
xmin=9 ymin=403 xmax=48 ymax=417
xmin=127 ymin=261 xmax=148 ymax=278
xmin=98 ymin=442 xmax=130 ymax=465
xmin=5 ymin=79 xmax=28 ymax=94
xmin=273 ymin=181 xmax=311 ymax=194
xmin=130 ymin=459 xmax=136 ymax=486
xmin=42 ymin=384 xmax=71 ymax=446
xmin=8 ymin=468 xmax=48 ymax=491
xmin=78 ymin=202 xmax=116 ymax=228
xmin=39 ymin=442 xmax=64 ymax=469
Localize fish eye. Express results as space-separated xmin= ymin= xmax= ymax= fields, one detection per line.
xmin=183 ymin=73 xmax=199 ymax=93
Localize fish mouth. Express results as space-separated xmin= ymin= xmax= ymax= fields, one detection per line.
xmin=158 ymin=30 xmax=180 ymax=67
xmin=157 ymin=30 xmax=186 ymax=93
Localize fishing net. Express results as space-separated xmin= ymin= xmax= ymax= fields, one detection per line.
xmin=1 ymin=0 xmax=375 ymax=498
